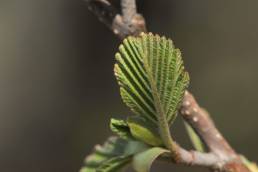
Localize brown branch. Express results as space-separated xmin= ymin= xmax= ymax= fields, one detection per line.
xmin=175 ymin=144 xmax=221 ymax=168
xmin=86 ymin=0 xmax=146 ymax=39
xmin=181 ymin=91 xmax=236 ymax=159
xmin=85 ymin=1 xmax=251 ymax=171
xmin=181 ymin=91 xmax=250 ymax=172
xmin=121 ymin=0 xmax=137 ymax=23
xmin=112 ymin=0 xmax=146 ymax=38
xmin=159 ymin=148 xmax=221 ymax=169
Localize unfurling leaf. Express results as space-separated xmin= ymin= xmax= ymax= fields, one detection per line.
xmin=127 ymin=117 xmax=162 ymax=146
xmin=132 ymin=147 xmax=169 ymax=172
xmin=110 ymin=117 xmax=162 ymax=146
xmin=110 ymin=118 xmax=132 ymax=139
xmin=114 ymin=33 xmax=189 ymax=126
xmin=80 ymin=137 xmax=148 ymax=172
xmin=96 ymin=156 xmax=131 ymax=172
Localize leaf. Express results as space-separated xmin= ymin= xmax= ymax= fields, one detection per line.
xmin=132 ymin=147 xmax=169 ymax=172
xmin=184 ymin=122 xmax=205 ymax=152
xmin=97 ymin=156 xmax=131 ymax=172
xmin=110 ymin=118 xmax=132 ymax=139
xmin=110 ymin=117 xmax=162 ymax=146
xmin=80 ymin=136 xmax=149 ymax=172
xmin=127 ymin=117 xmax=163 ymax=146
xmin=114 ymin=32 xmax=189 ymax=126
xmin=114 ymin=33 xmax=189 ymax=150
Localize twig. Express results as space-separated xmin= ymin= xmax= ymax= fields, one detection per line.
xmin=174 ymin=144 xmax=221 ymax=168
xmin=86 ymin=0 xmax=146 ymax=38
xmin=159 ymin=148 xmax=221 ymax=168
xmin=121 ymin=0 xmax=137 ymax=23
xmin=181 ymin=91 xmax=250 ymax=172
xmin=85 ymin=1 xmax=251 ymax=171
xmin=181 ymin=91 xmax=236 ymax=158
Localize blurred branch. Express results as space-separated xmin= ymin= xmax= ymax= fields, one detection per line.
xmin=85 ymin=0 xmax=146 ymax=39
xmin=85 ymin=0 xmax=251 ymax=171
xmin=121 ymin=0 xmax=137 ymax=23
xmin=85 ymin=0 xmax=117 ymax=29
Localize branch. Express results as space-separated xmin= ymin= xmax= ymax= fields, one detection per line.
xmin=121 ymin=0 xmax=137 ymax=23
xmin=174 ymin=144 xmax=221 ymax=168
xmin=181 ymin=91 xmax=250 ymax=172
xmin=181 ymin=91 xmax=235 ymax=159
xmin=85 ymin=0 xmax=146 ymax=39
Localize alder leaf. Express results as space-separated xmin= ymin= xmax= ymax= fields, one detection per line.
xmin=114 ymin=32 xmax=189 ymax=126
xmin=127 ymin=117 xmax=162 ymax=146
xmin=132 ymin=147 xmax=169 ymax=172
xmin=184 ymin=122 xmax=205 ymax=152
xmin=110 ymin=118 xmax=132 ymax=139
xmin=80 ymin=137 xmax=148 ymax=172
xmin=110 ymin=117 xmax=162 ymax=146
xmin=96 ymin=156 xmax=131 ymax=172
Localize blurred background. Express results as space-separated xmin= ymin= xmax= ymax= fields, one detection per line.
xmin=0 ymin=0 xmax=258 ymax=172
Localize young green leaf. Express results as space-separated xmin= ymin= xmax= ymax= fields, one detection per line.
xmin=184 ymin=122 xmax=205 ymax=152
xmin=114 ymin=33 xmax=189 ymax=150
xmin=132 ymin=147 xmax=169 ymax=172
xmin=110 ymin=117 xmax=162 ymax=146
xmin=96 ymin=156 xmax=131 ymax=172
xmin=80 ymin=137 xmax=149 ymax=172
xmin=127 ymin=117 xmax=162 ymax=146
xmin=110 ymin=118 xmax=132 ymax=139
xmin=114 ymin=33 xmax=189 ymax=125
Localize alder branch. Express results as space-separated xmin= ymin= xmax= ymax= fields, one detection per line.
xmin=170 ymin=144 xmax=221 ymax=168
xmin=85 ymin=1 xmax=251 ymax=171
xmin=181 ymin=91 xmax=236 ymax=159
xmin=181 ymin=91 xmax=250 ymax=172
xmin=121 ymin=0 xmax=137 ymax=23
xmin=85 ymin=0 xmax=146 ymax=38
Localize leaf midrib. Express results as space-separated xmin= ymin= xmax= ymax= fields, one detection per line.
xmin=140 ymin=38 xmax=175 ymax=152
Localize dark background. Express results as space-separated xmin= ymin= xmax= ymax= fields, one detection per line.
xmin=0 ymin=0 xmax=258 ymax=172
